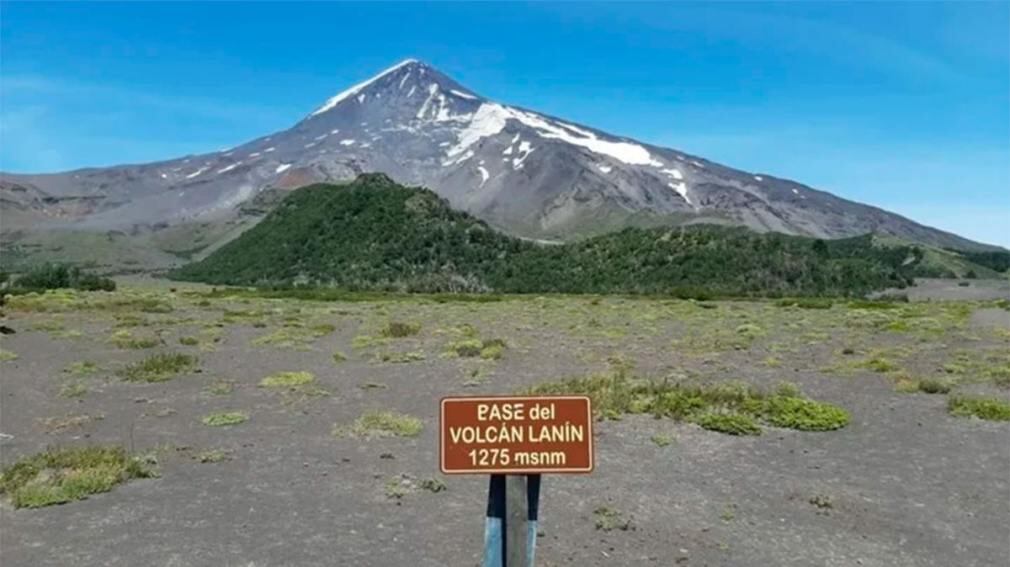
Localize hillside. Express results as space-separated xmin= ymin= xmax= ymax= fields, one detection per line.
xmin=172 ymin=174 xmax=934 ymax=297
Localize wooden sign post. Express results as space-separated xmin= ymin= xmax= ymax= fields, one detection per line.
xmin=440 ymin=395 xmax=594 ymax=567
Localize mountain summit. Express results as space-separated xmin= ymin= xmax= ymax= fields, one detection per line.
xmin=0 ymin=59 xmax=994 ymax=265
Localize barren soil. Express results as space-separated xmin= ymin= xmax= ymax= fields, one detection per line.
xmin=1 ymin=282 xmax=1008 ymax=566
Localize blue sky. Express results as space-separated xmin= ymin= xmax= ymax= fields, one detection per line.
xmin=2 ymin=2 xmax=1007 ymax=246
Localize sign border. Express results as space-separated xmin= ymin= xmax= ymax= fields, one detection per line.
xmin=439 ymin=394 xmax=594 ymax=475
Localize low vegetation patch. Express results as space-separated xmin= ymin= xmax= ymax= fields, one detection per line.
xmin=376 ymin=350 xmax=426 ymax=363
xmin=195 ymin=450 xmax=229 ymax=463
xmin=916 ymin=378 xmax=952 ymax=395
xmin=41 ymin=413 xmax=102 ymax=434
xmin=764 ymin=396 xmax=850 ymax=431
xmin=775 ymin=298 xmax=833 ymax=309
xmin=650 ymin=433 xmax=675 ymax=447
xmin=861 ymin=356 xmax=901 ymax=373
xmin=419 ymin=477 xmax=447 ymax=493
xmin=109 ymin=330 xmax=160 ymax=350
xmin=696 ymin=412 xmax=762 ymax=435
xmin=204 ymin=380 xmax=235 ymax=396
xmin=65 ymin=361 xmax=98 ymax=375
xmin=593 ymin=506 xmax=633 ymax=531
xmin=446 ymin=337 xmax=507 ymax=359
xmin=59 ymin=381 xmax=89 ymax=399
xmin=258 ymin=371 xmax=328 ymax=401
xmin=339 ymin=411 xmax=424 ymax=438
xmin=0 ymin=348 xmax=18 ymax=362
xmin=252 ymin=323 xmax=334 ymax=349
xmin=527 ymin=372 xmax=849 ymax=433
xmin=380 ymin=321 xmax=421 ymax=338
xmin=119 ymin=353 xmax=198 ymax=382
xmin=201 ymin=411 xmax=248 ymax=427
xmin=0 ymin=446 xmax=154 ymax=508
xmin=259 ymin=371 xmax=315 ymax=388
xmin=947 ymin=395 xmax=1010 ymax=422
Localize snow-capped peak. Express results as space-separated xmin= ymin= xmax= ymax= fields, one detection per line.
xmin=310 ymin=59 xmax=423 ymax=116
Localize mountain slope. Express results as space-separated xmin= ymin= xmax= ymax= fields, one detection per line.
xmin=173 ymin=174 xmax=924 ymax=297
xmin=1 ymin=59 xmax=999 ymax=268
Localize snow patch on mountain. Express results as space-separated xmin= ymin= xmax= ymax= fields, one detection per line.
xmin=669 ymin=182 xmax=692 ymax=206
xmin=446 ymin=102 xmax=663 ymax=167
xmin=185 ymin=166 xmax=209 ymax=179
xmin=450 ymin=89 xmax=477 ymax=100
xmin=310 ymin=59 xmax=418 ymax=116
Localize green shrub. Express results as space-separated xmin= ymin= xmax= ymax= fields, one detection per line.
xmin=917 ymin=379 xmax=951 ymax=394
xmin=380 ymin=321 xmax=421 ymax=338
xmin=948 ymin=396 xmax=1010 ymax=421
xmin=765 ymin=397 xmax=850 ymax=431
xmin=447 ymin=337 xmax=507 ymax=359
xmin=448 ymin=339 xmax=482 ymax=357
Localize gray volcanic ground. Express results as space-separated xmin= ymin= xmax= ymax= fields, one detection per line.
xmin=1 ymin=281 xmax=1007 ymax=566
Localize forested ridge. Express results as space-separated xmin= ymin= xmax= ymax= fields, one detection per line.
xmin=172 ymin=174 xmax=929 ymax=297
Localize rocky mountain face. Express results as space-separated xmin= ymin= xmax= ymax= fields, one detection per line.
xmin=0 ymin=59 xmax=995 ymax=262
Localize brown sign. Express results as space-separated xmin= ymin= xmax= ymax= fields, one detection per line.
xmin=440 ymin=395 xmax=594 ymax=474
